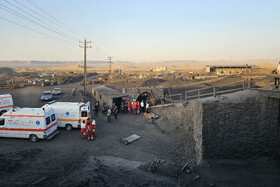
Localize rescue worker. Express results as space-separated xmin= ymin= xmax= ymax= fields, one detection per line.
xmin=86 ymin=118 xmax=90 ymax=125
xmin=128 ymin=100 xmax=131 ymax=114
xmin=86 ymin=120 xmax=92 ymax=141
xmin=91 ymin=118 xmax=96 ymax=139
xmin=137 ymin=101 xmax=140 ymax=114
xmin=81 ymin=120 xmax=86 ymax=140
xmin=107 ymin=107 xmax=111 ymax=122
xmin=132 ymin=100 xmax=137 ymax=115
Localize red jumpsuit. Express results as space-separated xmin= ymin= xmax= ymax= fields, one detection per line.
xmin=128 ymin=102 xmax=131 ymax=114
xmin=86 ymin=124 xmax=93 ymax=140
xmin=137 ymin=101 xmax=140 ymax=114
xmin=132 ymin=102 xmax=137 ymax=114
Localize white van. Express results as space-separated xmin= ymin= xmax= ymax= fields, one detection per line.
xmin=43 ymin=101 xmax=91 ymax=131
xmin=0 ymin=107 xmax=59 ymax=142
xmin=0 ymin=94 xmax=13 ymax=116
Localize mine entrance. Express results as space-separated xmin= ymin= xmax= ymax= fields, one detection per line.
xmin=137 ymin=92 xmax=153 ymax=105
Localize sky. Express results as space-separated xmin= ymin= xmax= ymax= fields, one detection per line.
xmin=0 ymin=0 xmax=280 ymax=62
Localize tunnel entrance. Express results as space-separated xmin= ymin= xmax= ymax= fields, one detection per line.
xmin=137 ymin=92 xmax=153 ymax=105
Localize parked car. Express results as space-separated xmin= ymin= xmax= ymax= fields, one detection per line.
xmin=41 ymin=91 xmax=53 ymax=101
xmin=52 ymin=88 xmax=62 ymax=95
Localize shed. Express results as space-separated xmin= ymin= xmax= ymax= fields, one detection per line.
xmin=90 ymin=85 xmax=128 ymax=108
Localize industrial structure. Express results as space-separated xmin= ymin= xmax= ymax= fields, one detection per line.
xmin=206 ymin=65 xmax=253 ymax=74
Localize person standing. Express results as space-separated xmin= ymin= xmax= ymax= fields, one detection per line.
xmin=114 ymin=106 xmax=118 ymax=121
xmin=121 ymin=102 xmax=124 ymax=114
xmin=107 ymin=108 xmax=111 ymax=122
xmin=140 ymin=100 xmax=145 ymax=113
xmin=146 ymin=102 xmax=150 ymax=113
xmin=132 ymin=100 xmax=137 ymax=115
xmin=91 ymin=118 xmax=96 ymax=139
xmin=94 ymin=102 xmax=99 ymax=117
xmin=137 ymin=101 xmax=140 ymax=114
xmin=86 ymin=120 xmax=92 ymax=141
xmin=81 ymin=120 xmax=86 ymax=140
xmin=128 ymin=100 xmax=131 ymax=114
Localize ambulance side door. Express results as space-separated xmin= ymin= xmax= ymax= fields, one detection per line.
xmin=86 ymin=101 xmax=91 ymax=118
xmin=0 ymin=118 xmax=6 ymax=137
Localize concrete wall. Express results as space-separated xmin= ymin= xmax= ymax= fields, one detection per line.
xmin=92 ymin=89 xmax=113 ymax=107
xmin=151 ymin=90 xmax=280 ymax=163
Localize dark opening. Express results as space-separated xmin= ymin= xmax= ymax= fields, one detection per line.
xmin=137 ymin=92 xmax=154 ymax=105
xmin=113 ymin=97 xmax=123 ymax=110
xmin=81 ymin=111 xmax=88 ymax=117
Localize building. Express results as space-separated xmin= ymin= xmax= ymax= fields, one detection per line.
xmin=153 ymin=66 xmax=167 ymax=72
xmin=206 ymin=65 xmax=253 ymax=74
xmin=90 ymin=85 xmax=128 ymax=108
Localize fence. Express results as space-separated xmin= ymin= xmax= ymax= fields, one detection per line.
xmin=185 ymin=86 xmax=244 ymax=102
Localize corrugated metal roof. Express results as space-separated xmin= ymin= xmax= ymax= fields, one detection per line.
xmin=90 ymin=85 xmax=127 ymax=99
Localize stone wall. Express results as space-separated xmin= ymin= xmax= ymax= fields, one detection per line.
xmin=201 ymin=93 xmax=280 ymax=159
xmin=151 ymin=90 xmax=280 ymax=163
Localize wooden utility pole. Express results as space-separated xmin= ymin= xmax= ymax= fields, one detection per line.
xmin=79 ymin=38 xmax=92 ymax=95
xmin=108 ymin=56 xmax=113 ymax=74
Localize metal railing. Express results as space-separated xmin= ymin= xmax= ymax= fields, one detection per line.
xmin=185 ymin=86 xmax=244 ymax=102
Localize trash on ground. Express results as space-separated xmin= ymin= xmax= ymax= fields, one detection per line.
xmin=120 ymin=134 xmax=141 ymax=145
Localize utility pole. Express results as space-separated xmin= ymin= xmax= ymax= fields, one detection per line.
xmin=108 ymin=56 xmax=113 ymax=74
xmin=79 ymin=38 xmax=92 ymax=95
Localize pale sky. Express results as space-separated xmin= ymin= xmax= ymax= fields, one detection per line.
xmin=0 ymin=0 xmax=280 ymax=62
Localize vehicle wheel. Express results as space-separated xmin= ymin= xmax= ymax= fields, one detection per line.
xmin=65 ymin=124 xmax=73 ymax=131
xmin=0 ymin=110 xmax=6 ymax=116
xmin=29 ymin=134 xmax=38 ymax=142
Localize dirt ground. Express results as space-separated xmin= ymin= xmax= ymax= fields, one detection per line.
xmin=0 ymin=78 xmax=280 ymax=186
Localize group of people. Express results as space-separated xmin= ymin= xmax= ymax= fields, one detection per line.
xmin=80 ymin=117 xmax=96 ymax=141
xmin=127 ymin=100 xmax=149 ymax=114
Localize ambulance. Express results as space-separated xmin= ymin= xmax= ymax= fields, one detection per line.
xmin=0 ymin=107 xmax=59 ymax=142
xmin=43 ymin=101 xmax=91 ymax=131
xmin=0 ymin=94 xmax=13 ymax=116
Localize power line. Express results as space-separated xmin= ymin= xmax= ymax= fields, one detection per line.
xmin=13 ymin=0 xmax=76 ymax=37
xmin=0 ymin=16 xmax=71 ymax=43
xmin=26 ymin=0 xmax=80 ymax=36
xmin=11 ymin=0 xmax=79 ymax=41
xmin=0 ymin=3 xmax=77 ymax=42
xmin=2 ymin=0 xmax=78 ymax=42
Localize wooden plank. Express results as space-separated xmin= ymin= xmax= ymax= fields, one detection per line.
xmin=144 ymin=112 xmax=153 ymax=119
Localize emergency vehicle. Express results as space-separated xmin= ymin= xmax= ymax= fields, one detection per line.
xmin=0 ymin=94 xmax=13 ymax=116
xmin=0 ymin=107 xmax=59 ymax=142
xmin=43 ymin=101 xmax=91 ymax=131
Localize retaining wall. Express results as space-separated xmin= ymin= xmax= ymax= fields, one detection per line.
xmin=151 ymin=90 xmax=280 ymax=163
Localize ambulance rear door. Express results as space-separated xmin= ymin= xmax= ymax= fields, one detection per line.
xmin=80 ymin=102 xmax=90 ymax=120
xmin=44 ymin=112 xmax=57 ymax=137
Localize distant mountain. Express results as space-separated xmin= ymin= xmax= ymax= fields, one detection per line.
xmin=0 ymin=60 xmax=109 ymax=67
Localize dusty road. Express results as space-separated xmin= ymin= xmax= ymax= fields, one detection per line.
xmin=0 ymin=80 xmax=280 ymax=186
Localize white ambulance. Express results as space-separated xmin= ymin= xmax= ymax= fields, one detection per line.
xmin=43 ymin=101 xmax=91 ymax=131
xmin=0 ymin=94 xmax=13 ymax=116
xmin=0 ymin=107 xmax=59 ymax=142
